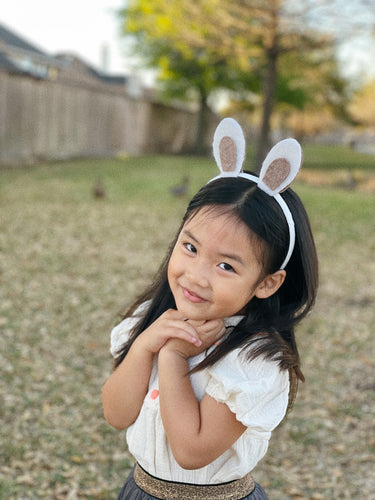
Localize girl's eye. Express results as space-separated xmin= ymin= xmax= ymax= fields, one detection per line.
xmin=219 ymin=262 xmax=235 ymax=272
xmin=184 ymin=242 xmax=197 ymax=254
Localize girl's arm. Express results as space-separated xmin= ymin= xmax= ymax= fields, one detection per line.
xmin=101 ymin=309 xmax=205 ymax=430
xmin=102 ymin=335 xmax=154 ymax=430
xmin=158 ymin=339 xmax=246 ymax=470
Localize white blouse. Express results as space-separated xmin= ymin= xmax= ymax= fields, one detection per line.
xmin=110 ymin=304 xmax=289 ymax=484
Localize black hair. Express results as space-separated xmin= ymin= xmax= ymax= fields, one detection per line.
xmin=113 ymin=174 xmax=318 ymax=408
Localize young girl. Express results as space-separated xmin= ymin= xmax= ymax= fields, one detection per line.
xmin=102 ymin=118 xmax=318 ymax=500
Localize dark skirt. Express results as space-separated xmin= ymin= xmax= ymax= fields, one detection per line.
xmin=116 ymin=466 xmax=269 ymax=500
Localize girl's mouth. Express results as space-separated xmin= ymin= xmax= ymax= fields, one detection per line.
xmin=182 ymin=287 xmax=207 ymax=303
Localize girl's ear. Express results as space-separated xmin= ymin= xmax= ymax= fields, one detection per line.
xmin=255 ymin=270 xmax=286 ymax=299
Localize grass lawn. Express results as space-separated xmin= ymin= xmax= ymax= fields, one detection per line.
xmin=1 ymin=150 xmax=374 ymax=499
xmin=245 ymin=142 xmax=375 ymax=171
xmin=299 ymin=143 xmax=375 ymax=171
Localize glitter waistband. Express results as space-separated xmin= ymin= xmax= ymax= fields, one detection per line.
xmin=133 ymin=463 xmax=255 ymax=500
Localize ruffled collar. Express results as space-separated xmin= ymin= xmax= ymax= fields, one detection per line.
xmin=224 ymin=315 xmax=244 ymax=329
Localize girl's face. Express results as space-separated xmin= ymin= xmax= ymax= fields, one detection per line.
xmin=168 ymin=207 xmax=274 ymax=321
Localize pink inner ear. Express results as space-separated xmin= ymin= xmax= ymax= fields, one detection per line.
xmin=219 ymin=136 xmax=237 ymax=172
xmin=262 ymin=158 xmax=291 ymax=191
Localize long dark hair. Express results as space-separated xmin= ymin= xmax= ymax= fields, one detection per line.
xmin=114 ymin=175 xmax=318 ymax=406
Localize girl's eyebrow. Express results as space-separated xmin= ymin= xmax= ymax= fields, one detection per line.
xmin=219 ymin=251 xmax=244 ymax=266
xmin=182 ymin=229 xmax=245 ymax=266
xmin=182 ymin=229 xmax=199 ymax=244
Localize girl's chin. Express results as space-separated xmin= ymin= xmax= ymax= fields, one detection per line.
xmin=180 ymin=311 xmax=208 ymax=322
xmin=175 ymin=304 xmax=210 ymax=321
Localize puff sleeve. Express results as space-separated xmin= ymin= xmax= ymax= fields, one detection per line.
xmin=205 ymin=348 xmax=289 ymax=432
xmin=110 ymin=301 xmax=150 ymax=357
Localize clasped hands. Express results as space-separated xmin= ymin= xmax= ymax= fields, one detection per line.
xmin=166 ymin=317 xmax=226 ymax=359
xmin=139 ymin=309 xmax=226 ymax=359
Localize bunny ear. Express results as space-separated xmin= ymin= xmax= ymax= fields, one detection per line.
xmin=213 ymin=118 xmax=245 ymax=176
xmin=258 ymin=138 xmax=302 ymax=196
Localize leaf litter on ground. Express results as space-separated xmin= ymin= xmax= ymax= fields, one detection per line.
xmin=0 ymin=158 xmax=374 ymax=499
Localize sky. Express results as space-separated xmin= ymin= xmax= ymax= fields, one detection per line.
xmin=0 ymin=0 xmax=130 ymax=75
xmin=1 ymin=1 xmax=374 ymax=83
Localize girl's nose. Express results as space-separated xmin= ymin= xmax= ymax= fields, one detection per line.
xmin=186 ymin=261 xmax=210 ymax=288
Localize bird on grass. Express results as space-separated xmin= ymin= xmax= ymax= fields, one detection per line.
xmin=169 ymin=175 xmax=190 ymax=197
xmin=92 ymin=178 xmax=106 ymax=199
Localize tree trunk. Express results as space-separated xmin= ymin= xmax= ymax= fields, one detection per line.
xmin=254 ymin=49 xmax=278 ymax=172
xmin=254 ymin=0 xmax=279 ymax=172
xmin=193 ymin=89 xmax=209 ymax=155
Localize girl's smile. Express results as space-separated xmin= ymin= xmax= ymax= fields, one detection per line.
xmin=167 ymin=207 xmax=269 ymax=321
xmin=182 ymin=287 xmax=207 ymax=303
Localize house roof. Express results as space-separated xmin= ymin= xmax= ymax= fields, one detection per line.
xmin=0 ymin=22 xmax=62 ymax=79
xmin=0 ymin=23 xmax=131 ymax=92
xmin=0 ymin=22 xmax=47 ymax=56
xmin=55 ymin=53 xmax=128 ymax=89
xmin=88 ymin=65 xmax=127 ymax=85
xmin=0 ymin=51 xmax=22 ymax=73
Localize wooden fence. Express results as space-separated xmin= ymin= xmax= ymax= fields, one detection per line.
xmin=0 ymin=72 xmax=216 ymax=166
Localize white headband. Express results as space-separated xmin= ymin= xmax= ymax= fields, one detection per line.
xmin=210 ymin=118 xmax=302 ymax=270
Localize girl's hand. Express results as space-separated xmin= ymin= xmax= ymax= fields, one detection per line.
xmin=136 ymin=309 xmax=202 ymax=354
xmin=162 ymin=319 xmax=226 ymax=359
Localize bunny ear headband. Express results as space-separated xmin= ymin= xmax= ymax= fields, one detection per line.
xmin=211 ymin=117 xmax=302 ymax=270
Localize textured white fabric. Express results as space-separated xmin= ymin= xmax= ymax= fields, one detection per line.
xmin=109 ymin=305 xmax=289 ymax=484
xmin=110 ymin=302 xmax=149 ymax=357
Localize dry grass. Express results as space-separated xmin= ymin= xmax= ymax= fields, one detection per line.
xmin=1 ymin=156 xmax=374 ymax=499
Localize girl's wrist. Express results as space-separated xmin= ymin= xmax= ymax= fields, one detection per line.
xmin=160 ymin=340 xmax=190 ymax=360
xmin=132 ymin=334 xmax=156 ymax=360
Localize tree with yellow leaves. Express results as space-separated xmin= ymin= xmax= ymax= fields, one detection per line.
xmin=120 ymin=0 xmax=357 ymax=161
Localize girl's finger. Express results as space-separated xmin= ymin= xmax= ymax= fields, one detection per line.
xmin=186 ymin=319 xmax=206 ymax=328
xmin=164 ymin=320 xmax=202 ymax=346
xmin=196 ymin=319 xmax=225 ymax=335
xmin=215 ymin=326 xmax=227 ymax=340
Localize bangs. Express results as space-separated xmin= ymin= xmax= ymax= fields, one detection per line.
xmin=184 ymin=204 xmax=269 ymax=278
